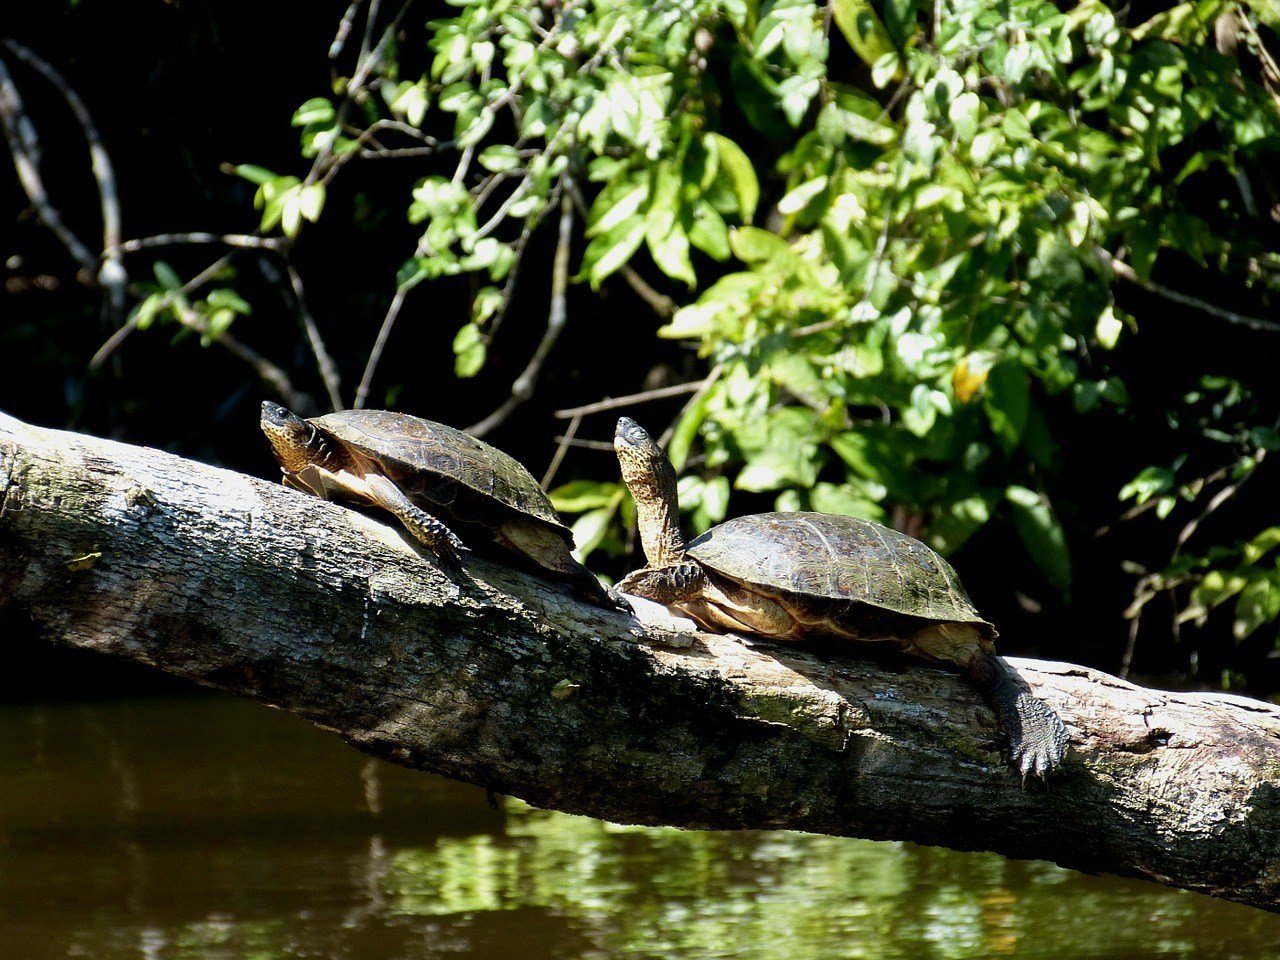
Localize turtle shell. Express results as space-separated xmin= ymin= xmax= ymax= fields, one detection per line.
xmin=687 ymin=511 xmax=991 ymax=629
xmin=312 ymin=410 xmax=565 ymax=529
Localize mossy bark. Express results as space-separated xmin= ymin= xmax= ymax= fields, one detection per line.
xmin=1 ymin=411 xmax=1279 ymax=912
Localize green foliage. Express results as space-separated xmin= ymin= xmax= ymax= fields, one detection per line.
xmin=123 ymin=0 xmax=1280 ymax=656
xmin=1124 ymin=378 xmax=1280 ymax=652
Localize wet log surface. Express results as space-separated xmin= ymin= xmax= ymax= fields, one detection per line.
xmin=1 ymin=411 xmax=1278 ymax=912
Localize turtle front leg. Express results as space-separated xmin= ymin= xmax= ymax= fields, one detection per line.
xmin=617 ymin=562 xmax=706 ymax=605
xmin=363 ymin=473 xmax=469 ymax=559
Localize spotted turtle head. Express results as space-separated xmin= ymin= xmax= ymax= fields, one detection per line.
xmin=614 ymin=417 xmax=671 ymax=492
xmin=260 ymin=401 xmax=325 ymax=474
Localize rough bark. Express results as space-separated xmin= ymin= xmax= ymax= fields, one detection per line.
xmin=1 ymin=411 xmax=1278 ymax=913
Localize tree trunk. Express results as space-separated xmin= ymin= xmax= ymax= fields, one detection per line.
xmin=1 ymin=411 xmax=1278 ymax=913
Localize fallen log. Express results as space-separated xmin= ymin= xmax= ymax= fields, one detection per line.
xmin=1 ymin=411 xmax=1277 ymax=912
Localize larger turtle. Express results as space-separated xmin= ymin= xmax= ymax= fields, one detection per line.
xmin=613 ymin=416 xmax=1067 ymax=778
xmin=260 ymin=402 xmax=625 ymax=611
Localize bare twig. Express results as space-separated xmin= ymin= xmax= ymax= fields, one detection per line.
xmin=354 ymin=274 xmax=425 ymax=411
xmin=553 ymin=379 xmax=711 ymax=420
xmin=113 ymin=233 xmax=284 ymax=255
xmin=552 ymin=435 xmax=615 ymax=451
xmin=330 ymin=0 xmax=367 ymax=61
xmin=357 ymin=0 xmax=384 ymax=68
xmin=0 ymin=53 xmax=97 ymax=274
xmin=468 ymin=186 xmax=576 ymax=436
xmin=482 ymin=179 xmax=565 ymax=345
xmin=1103 ymin=250 xmax=1280 ymax=334
xmin=2 ymin=40 xmax=125 ymax=320
xmin=618 ymin=264 xmax=677 ymax=318
xmin=542 ymin=412 xmax=582 ymax=488
xmin=210 ymin=326 xmax=314 ymax=414
xmin=284 ymin=263 xmax=345 ymax=411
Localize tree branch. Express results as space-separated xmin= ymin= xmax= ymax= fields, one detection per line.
xmin=0 ymin=53 xmax=98 ymax=276
xmin=2 ymin=40 xmax=126 ymax=321
xmin=1103 ymin=250 xmax=1280 ymax=334
xmin=467 ymin=187 xmax=575 ymax=437
xmin=2 ymin=411 xmax=1279 ymax=914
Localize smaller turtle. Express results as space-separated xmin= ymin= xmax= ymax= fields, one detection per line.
xmin=260 ymin=402 xmax=626 ymax=611
xmin=614 ymin=416 xmax=1067 ymax=779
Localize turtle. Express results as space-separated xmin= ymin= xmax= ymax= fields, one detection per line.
xmin=260 ymin=401 xmax=627 ymax=611
xmin=613 ymin=416 xmax=1067 ymax=779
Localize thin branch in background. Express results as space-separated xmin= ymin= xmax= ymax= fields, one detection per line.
xmin=284 ymin=263 xmax=344 ymax=411
xmin=542 ymin=412 xmax=581 ymax=489
xmin=468 ymin=186 xmax=576 ymax=436
xmin=618 ymin=264 xmax=677 ymax=319
xmin=114 ymin=232 xmax=284 ymax=254
xmin=551 ymin=435 xmax=615 ymax=451
xmin=3 ymin=40 xmax=125 ymax=322
xmin=482 ymin=179 xmax=564 ymax=345
xmin=356 ymin=0 xmax=384 ymax=68
xmin=553 ymin=379 xmax=711 ymax=420
xmin=210 ymin=327 xmax=314 ymax=414
xmin=0 ymin=53 xmax=97 ymax=274
xmin=330 ymin=0 xmax=367 ymax=61
xmin=354 ymin=275 xmax=425 ymax=410
xmin=1103 ymin=250 xmax=1280 ymax=334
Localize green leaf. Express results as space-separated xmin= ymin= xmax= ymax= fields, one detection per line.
xmin=153 ymin=261 xmax=182 ymax=292
xmin=232 ymin=164 xmax=278 ymax=186
xmin=983 ymin=364 xmax=1030 ymax=453
xmin=729 ymin=227 xmax=792 ymax=264
xmin=588 ymin=181 xmax=650 ymax=237
xmin=581 ymin=215 xmax=647 ymax=289
xmin=1006 ymin=486 xmax=1072 ymax=601
xmin=707 ymin=133 xmax=759 ymax=222
xmin=810 ymin=482 xmax=884 ymax=522
xmin=472 ymin=286 xmax=504 ymax=326
xmin=1120 ymin=466 xmax=1176 ymax=504
xmin=832 ymin=0 xmax=901 ymax=74
xmin=452 ymin=323 xmax=486 ymax=378
xmin=292 ymin=97 xmax=335 ymax=128
xmin=131 ymin=293 xmax=165 ymax=331
xmin=478 ymin=145 xmax=522 ymax=173
xmin=1233 ymin=574 xmax=1280 ymax=640
xmin=571 ymin=507 xmax=615 ymax=560
xmin=647 ymin=223 xmax=696 ymax=287
xmin=549 ymin=480 xmax=623 ymax=513
xmin=1181 ymin=569 xmax=1250 ymax=625
xmin=1095 ymin=305 xmax=1124 ymax=349
xmin=206 ymin=289 xmax=252 ymax=315
xmin=668 ymin=380 xmax=718 ymax=471
xmin=778 ymin=176 xmax=829 ymax=216
xmin=928 ymin=493 xmax=997 ymax=555
xmin=688 ymin=204 xmax=731 ymax=260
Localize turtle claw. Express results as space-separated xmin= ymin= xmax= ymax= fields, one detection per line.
xmin=605 ymin=587 xmax=634 ymax=615
xmin=1007 ymin=692 xmax=1068 ymax=783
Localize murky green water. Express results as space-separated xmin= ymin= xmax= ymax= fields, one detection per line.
xmin=2 ymin=696 xmax=1277 ymax=960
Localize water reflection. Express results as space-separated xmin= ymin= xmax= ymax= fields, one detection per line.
xmin=0 ymin=696 xmax=1275 ymax=960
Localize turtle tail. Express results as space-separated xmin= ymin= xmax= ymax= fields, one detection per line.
xmin=966 ymin=652 xmax=1068 ymax=781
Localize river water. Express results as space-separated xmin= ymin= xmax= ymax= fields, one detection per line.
xmin=2 ymin=695 xmax=1277 ymax=960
